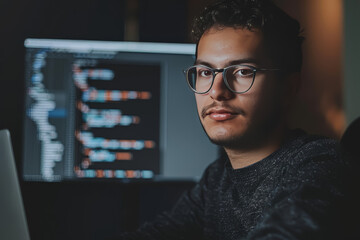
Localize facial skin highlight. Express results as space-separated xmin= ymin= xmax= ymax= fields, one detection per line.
xmin=195 ymin=26 xmax=290 ymax=166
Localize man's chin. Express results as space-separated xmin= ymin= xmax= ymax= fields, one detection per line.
xmin=203 ymin=126 xmax=246 ymax=149
xmin=200 ymin=122 xmax=260 ymax=149
xmin=208 ymin=135 xmax=244 ymax=149
xmin=207 ymin=132 xmax=264 ymax=150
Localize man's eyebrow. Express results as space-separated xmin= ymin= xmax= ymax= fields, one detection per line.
xmin=193 ymin=60 xmax=215 ymax=68
xmin=194 ymin=58 xmax=260 ymax=68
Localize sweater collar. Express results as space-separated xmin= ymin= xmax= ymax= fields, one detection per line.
xmin=224 ymin=129 xmax=307 ymax=184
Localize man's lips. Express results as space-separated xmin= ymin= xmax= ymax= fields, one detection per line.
xmin=208 ymin=111 xmax=236 ymax=121
xmin=206 ymin=108 xmax=237 ymax=121
xmin=201 ymin=103 xmax=245 ymax=121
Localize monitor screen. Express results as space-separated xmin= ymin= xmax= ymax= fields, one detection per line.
xmin=22 ymin=39 xmax=218 ymax=181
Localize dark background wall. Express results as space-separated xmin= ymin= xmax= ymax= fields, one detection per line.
xmin=21 ymin=180 xmax=195 ymax=240
xmin=0 ymin=0 xmax=349 ymax=239
xmin=344 ymin=0 xmax=360 ymax=124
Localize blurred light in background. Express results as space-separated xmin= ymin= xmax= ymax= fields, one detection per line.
xmin=275 ymin=0 xmax=344 ymax=139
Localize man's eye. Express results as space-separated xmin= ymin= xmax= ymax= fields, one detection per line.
xmin=235 ymin=67 xmax=253 ymax=77
xmin=198 ymin=69 xmax=212 ymax=77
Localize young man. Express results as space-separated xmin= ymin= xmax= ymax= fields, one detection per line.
xmin=119 ymin=0 xmax=349 ymax=239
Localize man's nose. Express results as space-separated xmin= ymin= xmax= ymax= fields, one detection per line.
xmin=209 ymin=73 xmax=235 ymax=101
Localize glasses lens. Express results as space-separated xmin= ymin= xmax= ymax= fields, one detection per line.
xmin=187 ymin=66 xmax=213 ymax=93
xmin=225 ymin=65 xmax=255 ymax=93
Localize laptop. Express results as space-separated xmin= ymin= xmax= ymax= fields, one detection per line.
xmin=0 ymin=129 xmax=31 ymax=240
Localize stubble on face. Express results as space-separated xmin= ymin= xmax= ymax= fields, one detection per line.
xmin=199 ymin=95 xmax=284 ymax=151
xmin=199 ymin=103 xmax=276 ymax=150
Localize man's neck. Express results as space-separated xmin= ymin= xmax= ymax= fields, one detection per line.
xmin=225 ymin=126 xmax=288 ymax=169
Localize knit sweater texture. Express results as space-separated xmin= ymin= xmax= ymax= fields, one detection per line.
xmin=119 ymin=129 xmax=349 ymax=240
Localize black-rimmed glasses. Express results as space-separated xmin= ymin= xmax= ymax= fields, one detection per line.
xmin=183 ymin=64 xmax=280 ymax=94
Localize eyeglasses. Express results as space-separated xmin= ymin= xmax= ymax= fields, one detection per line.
xmin=183 ymin=64 xmax=280 ymax=94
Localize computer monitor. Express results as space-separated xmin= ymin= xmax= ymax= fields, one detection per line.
xmin=22 ymin=39 xmax=217 ymax=181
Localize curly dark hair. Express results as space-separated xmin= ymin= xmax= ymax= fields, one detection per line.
xmin=191 ymin=0 xmax=304 ymax=73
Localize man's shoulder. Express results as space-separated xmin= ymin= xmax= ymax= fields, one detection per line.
xmin=278 ymin=129 xmax=346 ymax=181
xmin=283 ymin=129 xmax=342 ymax=162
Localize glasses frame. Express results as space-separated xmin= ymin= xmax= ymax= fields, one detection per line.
xmin=183 ymin=64 xmax=281 ymax=94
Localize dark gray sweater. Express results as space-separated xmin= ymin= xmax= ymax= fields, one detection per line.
xmin=120 ymin=130 xmax=350 ymax=239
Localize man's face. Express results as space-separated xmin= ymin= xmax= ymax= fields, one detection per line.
xmin=195 ymin=27 xmax=284 ymax=149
